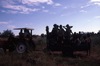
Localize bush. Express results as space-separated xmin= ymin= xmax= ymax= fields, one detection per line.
xmin=0 ymin=29 xmax=14 ymax=38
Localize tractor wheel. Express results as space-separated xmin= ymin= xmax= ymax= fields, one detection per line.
xmin=16 ymin=43 xmax=27 ymax=53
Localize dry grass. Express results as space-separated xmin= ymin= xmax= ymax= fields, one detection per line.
xmin=0 ymin=47 xmax=100 ymax=66
xmin=0 ymin=36 xmax=100 ymax=66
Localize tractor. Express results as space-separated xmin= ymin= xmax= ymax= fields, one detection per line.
xmin=0 ymin=28 xmax=36 ymax=53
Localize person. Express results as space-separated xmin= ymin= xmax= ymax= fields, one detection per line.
xmin=86 ymin=34 xmax=91 ymax=44
xmin=46 ymin=26 xmax=49 ymax=40
xmin=46 ymin=26 xmax=50 ymax=50
xmin=86 ymin=34 xmax=91 ymax=55
xmin=62 ymin=24 xmax=74 ymax=57
xmin=58 ymin=25 xmax=65 ymax=44
xmin=72 ymin=32 xmax=77 ymax=41
xmin=63 ymin=24 xmax=73 ymax=45
xmin=78 ymin=32 xmax=82 ymax=40
xmin=51 ymin=24 xmax=59 ymax=44
xmin=64 ymin=24 xmax=73 ymax=39
xmin=24 ymin=29 xmax=30 ymax=38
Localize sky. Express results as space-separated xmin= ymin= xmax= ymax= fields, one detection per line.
xmin=0 ymin=0 xmax=100 ymax=35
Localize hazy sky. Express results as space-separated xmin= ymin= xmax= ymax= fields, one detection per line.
xmin=0 ymin=0 xmax=100 ymax=35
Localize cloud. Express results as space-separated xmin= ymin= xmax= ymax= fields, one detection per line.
xmin=19 ymin=0 xmax=53 ymax=5
xmin=1 ymin=0 xmax=54 ymax=6
xmin=0 ymin=0 xmax=56 ymax=14
xmin=0 ymin=21 xmax=16 ymax=30
xmin=3 ymin=5 xmax=26 ymax=11
xmin=0 ymin=22 xmax=9 ymax=25
xmin=94 ymin=16 xmax=100 ymax=19
xmin=80 ymin=4 xmax=90 ymax=8
xmin=93 ymin=2 xmax=100 ymax=5
xmin=50 ymin=12 xmax=56 ymax=15
xmin=80 ymin=0 xmax=100 ymax=8
xmin=7 ymin=25 xmax=16 ymax=29
xmin=7 ymin=10 xmax=18 ymax=14
xmin=54 ymin=3 xmax=62 ymax=7
xmin=0 ymin=0 xmax=15 ymax=6
xmin=1 ymin=10 xmax=18 ymax=14
xmin=80 ymin=10 xmax=87 ymax=13
xmin=63 ymin=6 xmax=68 ymax=9
xmin=42 ymin=10 xmax=49 ymax=12
xmin=2 ymin=4 xmax=40 ymax=14
xmin=42 ymin=6 xmax=45 ymax=9
xmin=61 ymin=14 xmax=66 ymax=17
xmin=1 ymin=0 xmax=63 ymax=14
xmin=90 ymin=0 xmax=100 ymax=2
xmin=90 ymin=0 xmax=100 ymax=6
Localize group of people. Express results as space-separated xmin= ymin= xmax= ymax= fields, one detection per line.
xmin=46 ymin=24 xmax=72 ymax=44
xmin=46 ymin=24 xmax=91 ymax=57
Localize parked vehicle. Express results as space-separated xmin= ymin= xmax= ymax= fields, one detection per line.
xmin=0 ymin=28 xmax=36 ymax=53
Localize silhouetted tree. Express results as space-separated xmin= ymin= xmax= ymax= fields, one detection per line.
xmin=1 ymin=29 xmax=14 ymax=37
xmin=41 ymin=33 xmax=45 ymax=38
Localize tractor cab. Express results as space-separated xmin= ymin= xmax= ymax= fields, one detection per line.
xmin=14 ymin=28 xmax=34 ymax=38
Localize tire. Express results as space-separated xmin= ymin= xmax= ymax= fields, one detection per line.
xmin=16 ymin=43 xmax=27 ymax=53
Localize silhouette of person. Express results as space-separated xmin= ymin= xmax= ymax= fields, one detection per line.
xmin=46 ymin=26 xmax=49 ymax=39
xmin=81 ymin=35 xmax=87 ymax=46
xmin=62 ymin=24 xmax=74 ymax=57
xmin=46 ymin=26 xmax=49 ymax=49
xmin=58 ymin=25 xmax=65 ymax=44
xmin=72 ymin=32 xmax=77 ymax=41
xmin=86 ymin=34 xmax=91 ymax=44
xmin=51 ymin=24 xmax=59 ymax=44
xmin=64 ymin=24 xmax=73 ymax=40
xmin=86 ymin=34 xmax=91 ymax=55
xmin=78 ymin=32 xmax=82 ymax=40
xmin=24 ymin=29 xmax=30 ymax=37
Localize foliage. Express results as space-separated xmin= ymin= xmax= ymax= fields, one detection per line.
xmin=41 ymin=33 xmax=46 ymax=38
xmin=92 ymin=34 xmax=100 ymax=46
xmin=0 ymin=29 xmax=15 ymax=37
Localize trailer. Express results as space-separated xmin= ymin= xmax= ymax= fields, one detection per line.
xmin=45 ymin=25 xmax=91 ymax=56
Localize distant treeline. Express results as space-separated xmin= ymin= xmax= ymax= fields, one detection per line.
xmin=0 ymin=29 xmax=100 ymax=38
xmin=0 ymin=29 xmax=44 ymax=38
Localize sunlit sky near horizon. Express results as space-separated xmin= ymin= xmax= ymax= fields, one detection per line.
xmin=0 ymin=0 xmax=100 ymax=35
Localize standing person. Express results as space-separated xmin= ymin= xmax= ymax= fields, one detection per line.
xmin=86 ymin=34 xmax=91 ymax=55
xmin=58 ymin=25 xmax=65 ymax=44
xmin=64 ymin=24 xmax=73 ymax=40
xmin=46 ymin=26 xmax=49 ymax=40
xmin=86 ymin=34 xmax=91 ymax=45
xmin=81 ymin=35 xmax=87 ymax=45
xmin=62 ymin=24 xmax=74 ymax=57
xmin=63 ymin=24 xmax=73 ymax=46
xmin=49 ymin=24 xmax=59 ymax=51
xmin=51 ymin=24 xmax=59 ymax=44
xmin=57 ymin=25 xmax=65 ymax=50
xmin=46 ymin=26 xmax=50 ymax=50
xmin=78 ymin=32 xmax=82 ymax=40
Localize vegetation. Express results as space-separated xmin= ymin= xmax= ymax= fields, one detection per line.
xmin=0 ymin=29 xmax=14 ymax=38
